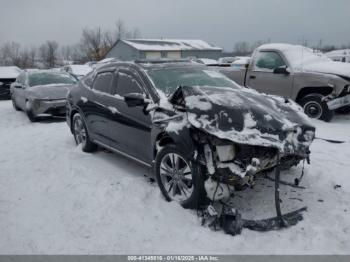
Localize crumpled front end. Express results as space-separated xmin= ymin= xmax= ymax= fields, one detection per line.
xmin=189 ymin=125 xmax=314 ymax=200
xmin=165 ymin=85 xmax=316 ymax=199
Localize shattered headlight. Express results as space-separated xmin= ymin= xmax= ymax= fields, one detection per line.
xmin=216 ymin=145 xmax=235 ymax=162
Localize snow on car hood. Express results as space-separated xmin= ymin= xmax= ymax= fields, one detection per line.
xmin=169 ymin=86 xmax=315 ymax=153
xmin=28 ymin=84 xmax=76 ymax=99
xmin=301 ymin=60 xmax=350 ymax=78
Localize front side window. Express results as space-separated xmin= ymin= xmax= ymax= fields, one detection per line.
xmin=28 ymin=72 xmax=77 ymax=87
xmin=92 ymin=72 xmax=113 ymax=94
xmin=115 ymin=72 xmax=143 ymax=96
xmin=254 ymin=51 xmax=286 ymax=71
xmin=16 ymin=73 xmax=26 ymax=85
xmin=146 ymin=67 xmax=240 ymax=95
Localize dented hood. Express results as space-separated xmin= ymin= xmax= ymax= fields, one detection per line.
xmin=302 ymin=60 xmax=350 ymax=78
xmin=171 ymin=86 xmax=315 ymax=152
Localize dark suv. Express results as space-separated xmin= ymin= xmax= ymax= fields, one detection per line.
xmin=66 ymin=60 xmax=315 ymax=209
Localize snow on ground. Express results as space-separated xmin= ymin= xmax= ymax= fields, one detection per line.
xmin=0 ymin=100 xmax=349 ymax=254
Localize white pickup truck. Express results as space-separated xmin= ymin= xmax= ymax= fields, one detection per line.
xmin=218 ymin=44 xmax=350 ymax=121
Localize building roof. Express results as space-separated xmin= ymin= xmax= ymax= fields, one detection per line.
xmin=120 ymin=39 xmax=222 ymax=51
xmin=0 ymin=66 xmax=22 ymax=79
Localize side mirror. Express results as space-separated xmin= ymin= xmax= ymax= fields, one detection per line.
xmin=0 ymin=82 xmax=3 ymax=87
xmin=124 ymin=93 xmax=149 ymax=107
xmin=273 ymin=66 xmax=290 ymax=75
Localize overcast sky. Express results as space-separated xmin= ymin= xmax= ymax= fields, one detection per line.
xmin=1 ymin=0 xmax=349 ymax=51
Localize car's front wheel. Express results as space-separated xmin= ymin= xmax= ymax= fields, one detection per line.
xmin=155 ymin=144 xmax=205 ymax=209
xmin=72 ymin=113 xmax=97 ymax=152
xmin=25 ymin=100 xmax=37 ymax=122
xmin=11 ymin=96 xmax=21 ymax=111
xmin=300 ymin=94 xmax=334 ymax=122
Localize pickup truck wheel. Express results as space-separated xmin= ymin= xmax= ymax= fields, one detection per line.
xmin=72 ymin=113 xmax=97 ymax=152
xmin=300 ymin=94 xmax=334 ymax=122
xmin=155 ymin=144 xmax=205 ymax=209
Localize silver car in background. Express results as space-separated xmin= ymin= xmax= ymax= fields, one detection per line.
xmin=10 ymin=70 xmax=78 ymax=122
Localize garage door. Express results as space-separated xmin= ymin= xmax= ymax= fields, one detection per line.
xmin=166 ymin=51 xmax=181 ymax=59
xmin=145 ymin=52 xmax=161 ymax=59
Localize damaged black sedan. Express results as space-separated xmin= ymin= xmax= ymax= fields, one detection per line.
xmin=66 ymin=60 xmax=315 ymax=219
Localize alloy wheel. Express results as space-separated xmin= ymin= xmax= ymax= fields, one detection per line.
xmin=159 ymin=153 xmax=194 ymax=202
xmin=73 ymin=115 xmax=87 ymax=145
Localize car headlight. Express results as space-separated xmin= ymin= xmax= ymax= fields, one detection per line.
xmin=216 ymin=145 xmax=235 ymax=162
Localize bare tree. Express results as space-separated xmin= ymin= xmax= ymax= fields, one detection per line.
xmin=39 ymin=41 xmax=59 ymax=68
xmin=115 ymin=19 xmax=126 ymax=41
xmin=233 ymin=41 xmax=250 ymax=56
xmin=102 ymin=30 xmax=115 ymax=53
xmin=60 ymin=45 xmax=72 ymax=63
xmin=0 ymin=42 xmax=21 ymax=66
xmin=28 ymin=46 xmax=37 ymax=68
xmin=80 ymin=27 xmax=104 ymax=61
xmin=114 ymin=19 xmax=141 ymax=40
xmin=132 ymin=28 xmax=141 ymax=39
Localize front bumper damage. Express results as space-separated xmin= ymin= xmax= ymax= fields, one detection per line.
xmin=195 ymin=130 xmax=313 ymax=235
xmin=200 ymin=153 xmax=308 ymax=235
xmin=327 ymin=94 xmax=350 ymax=110
xmin=325 ymin=86 xmax=350 ymax=110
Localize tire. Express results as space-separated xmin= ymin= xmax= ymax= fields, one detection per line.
xmin=155 ymin=144 xmax=205 ymax=209
xmin=12 ymin=96 xmax=21 ymax=111
xmin=25 ymin=100 xmax=38 ymax=122
xmin=300 ymin=94 xmax=334 ymax=122
xmin=72 ymin=113 xmax=97 ymax=152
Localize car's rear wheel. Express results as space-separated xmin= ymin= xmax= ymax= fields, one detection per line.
xmin=72 ymin=113 xmax=97 ymax=152
xmin=300 ymin=94 xmax=334 ymax=122
xmin=12 ymin=96 xmax=21 ymax=111
xmin=155 ymin=144 xmax=205 ymax=209
xmin=25 ymin=101 xmax=37 ymax=122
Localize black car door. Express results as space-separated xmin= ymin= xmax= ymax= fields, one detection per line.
xmin=84 ymin=71 xmax=115 ymax=145
xmin=108 ymin=68 xmax=153 ymax=164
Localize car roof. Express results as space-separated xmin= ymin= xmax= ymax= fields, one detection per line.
xmin=96 ymin=59 xmax=204 ymax=72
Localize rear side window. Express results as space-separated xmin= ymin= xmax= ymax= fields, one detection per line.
xmin=254 ymin=51 xmax=286 ymax=71
xmin=93 ymin=72 xmax=113 ymax=94
xmin=115 ymin=72 xmax=143 ymax=96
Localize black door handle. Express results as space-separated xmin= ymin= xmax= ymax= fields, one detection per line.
xmin=250 ymin=75 xmax=256 ymax=79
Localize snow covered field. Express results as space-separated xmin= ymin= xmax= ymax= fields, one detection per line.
xmin=0 ymin=100 xmax=349 ymax=254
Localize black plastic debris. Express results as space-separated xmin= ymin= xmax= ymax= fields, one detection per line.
xmin=200 ymin=152 xmax=308 ymax=236
xmin=221 ymin=206 xmax=243 ymax=236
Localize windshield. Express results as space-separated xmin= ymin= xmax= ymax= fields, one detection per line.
xmin=147 ymin=67 xmax=240 ymax=95
xmin=28 ymin=72 xmax=77 ymax=87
